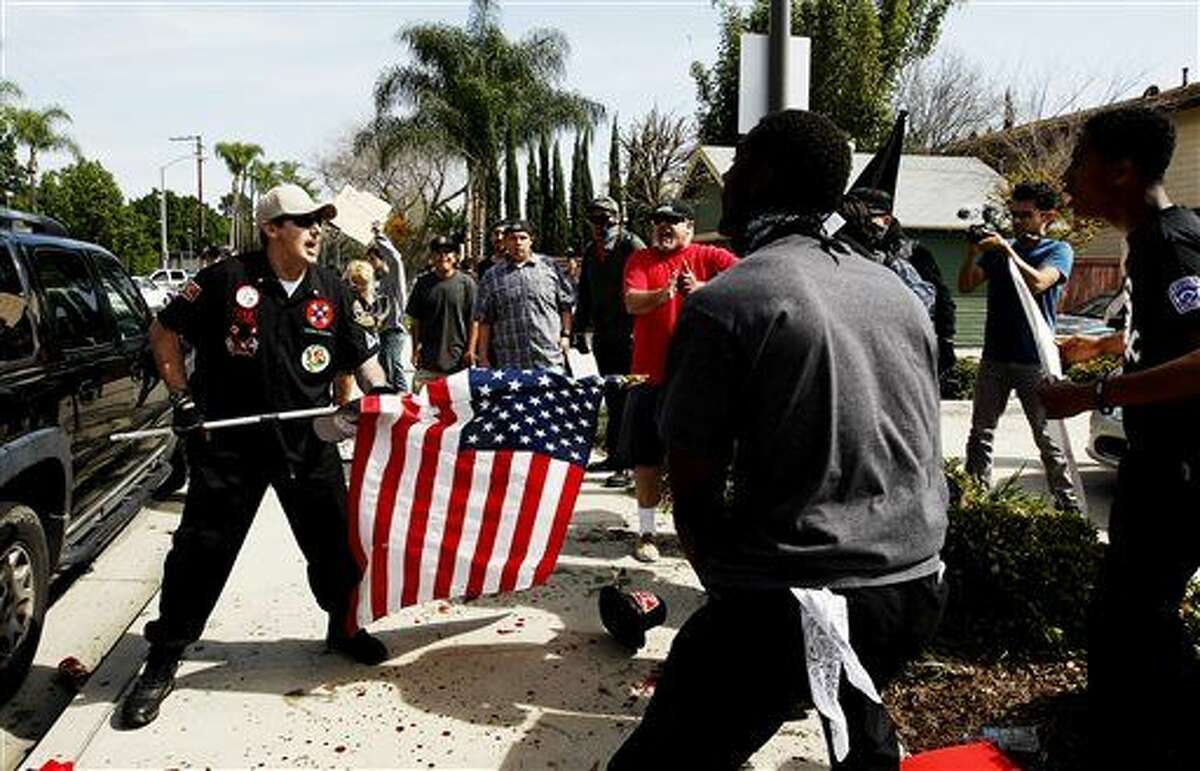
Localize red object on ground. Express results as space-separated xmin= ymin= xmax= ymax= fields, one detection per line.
xmin=55 ymin=656 xmax=90 ymax=689
xmin=901 ymin=742 xmax=1023 ymax=771
xmin=38 ymin=760 xmax=74 ymax=771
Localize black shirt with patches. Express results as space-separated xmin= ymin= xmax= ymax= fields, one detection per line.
xmin=159 ymin=251 xmax=375 ymax=446
xmin=1123 ymin=206 xmax=1200 ymax=457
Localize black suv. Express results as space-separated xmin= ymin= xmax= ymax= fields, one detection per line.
xmin=0 ymin=229 xmax=181 ymax=696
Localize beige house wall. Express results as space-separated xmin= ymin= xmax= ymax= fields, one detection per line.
xmin=1075 ymin=106 xmax=1200 ymax=262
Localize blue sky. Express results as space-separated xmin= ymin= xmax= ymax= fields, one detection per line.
xmin=3 ymin=0 xmax=1197 ymax=204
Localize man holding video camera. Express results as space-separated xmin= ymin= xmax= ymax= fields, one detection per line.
xmin=957 ymin=181 xmax=1080 ymax=512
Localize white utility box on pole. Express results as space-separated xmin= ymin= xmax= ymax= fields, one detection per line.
xmin=738 ymin=33 xmax=811 ymax=135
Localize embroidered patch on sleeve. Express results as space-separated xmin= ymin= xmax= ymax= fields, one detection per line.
xmin=181 ymin=280 xmax=202 ymax=302
xmin=1168 ymin=275 xmax=1200 ymax=315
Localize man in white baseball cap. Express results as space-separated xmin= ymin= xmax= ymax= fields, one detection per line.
xmin=121 ymin=183 xmax=391 ymax=729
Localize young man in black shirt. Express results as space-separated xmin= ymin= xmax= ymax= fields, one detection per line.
xmin=1042 ymin=106 xmax=1200 ymax=769
xmin=407 ymin=236 xmax=477 ymax=389
xmin=574 ymin=195 xmax=646 ymax=488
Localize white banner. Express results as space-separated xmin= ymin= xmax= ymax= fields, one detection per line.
xmin=331 ymin=185 xmax=393 ymax=247
xmin=1006 ymin=258 xmax=1089 ymax=512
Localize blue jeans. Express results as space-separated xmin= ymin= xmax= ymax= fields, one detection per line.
xmin=378 ymin=328 xmax=408 ymax=391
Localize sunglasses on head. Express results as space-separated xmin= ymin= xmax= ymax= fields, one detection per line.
xmin=277 ymin=212 xmax=323 ymax=229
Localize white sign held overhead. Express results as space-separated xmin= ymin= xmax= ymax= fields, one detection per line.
xmin=331 ymin=185 xmax=393 ymax=247
xmin=738 ymin=33 xmax=811 ymax=135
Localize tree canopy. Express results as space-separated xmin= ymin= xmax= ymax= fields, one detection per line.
xmin=691 ymin=0 xmax=958 ymax=146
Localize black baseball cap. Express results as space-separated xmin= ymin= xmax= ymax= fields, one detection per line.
xmin=650 ymin=201 xmax=694 ymax=223
xmin=504 ymin=219 xmax=534 ymax=235
xmin=430 ymin=235 xmax=457 ymax=252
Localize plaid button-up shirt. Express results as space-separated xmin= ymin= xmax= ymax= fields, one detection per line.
xmin=474 ymin=253 xmax=575 ymax=370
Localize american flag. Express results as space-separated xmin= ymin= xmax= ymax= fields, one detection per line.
xmin=345 ymin=368 xmax=605 ymax=627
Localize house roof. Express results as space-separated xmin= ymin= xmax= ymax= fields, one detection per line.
xmin=691 ymin=146 xmax=1005 ymax=232
xmin=943 ymin=81 xmax=1200 ymax=155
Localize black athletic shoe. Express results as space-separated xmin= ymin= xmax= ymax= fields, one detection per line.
xmin=120 ymin=650 xmax=180 ymax=729
xmin=327 ymin=628 xmax=389 ymax=665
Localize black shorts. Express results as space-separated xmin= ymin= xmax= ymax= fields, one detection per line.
xmin=618 ymin=384 xmax=665 ymax=468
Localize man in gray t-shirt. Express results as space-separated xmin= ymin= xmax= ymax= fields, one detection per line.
xmin=609 ymin=110 xmax=948 ymax=771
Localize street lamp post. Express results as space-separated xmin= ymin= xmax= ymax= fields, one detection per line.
xmin=160 ymin=153 xmax=194 ymax=269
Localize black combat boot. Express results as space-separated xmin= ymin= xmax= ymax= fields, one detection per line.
xmin=119 ymin=648 xmax=181 ymax=729
xmin=326 ymin=616 xmax=388 ymax=665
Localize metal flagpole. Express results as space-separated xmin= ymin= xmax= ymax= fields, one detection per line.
xmin=110 ymin=405 xmax=339 ymax=442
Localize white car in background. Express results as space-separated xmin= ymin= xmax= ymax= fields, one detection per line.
xmin=133 ymin=275 xmax=171 ymax=312
xmin=148 ymin=268 xmax=190 ymax=291
xmin=1088 ymin=408 xmax=1126 ymax=468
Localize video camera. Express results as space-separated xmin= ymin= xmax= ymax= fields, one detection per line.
xmin=957 ymin=205 xmax=1008 ymax=244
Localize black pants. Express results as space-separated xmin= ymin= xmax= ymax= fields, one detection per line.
xmin=609 ymin=574 xmax=947 ymax=770
xmin=1088 ymin=451 xmax=1200 ymax=770
xmin=593 ymin=334 xmax=632 ymax=467
xmin=144 ymin=431 xmax=363 ymax=652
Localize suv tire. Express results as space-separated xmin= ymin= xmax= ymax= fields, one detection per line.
xmin=0 ymin=502 xmax=49 ymax=699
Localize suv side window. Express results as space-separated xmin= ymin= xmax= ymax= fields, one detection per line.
xmin=91 ymin=251 xmax=148 ymax=340
xmin=32 ymin=247 xmax=111 ymax=349
xmin=0 ymin=244 xmax=35 ymax=362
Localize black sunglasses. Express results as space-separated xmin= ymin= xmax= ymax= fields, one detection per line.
xmin=276 ymin=212 xmax=324 ymax=229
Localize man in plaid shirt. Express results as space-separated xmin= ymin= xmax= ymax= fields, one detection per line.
xmin=474 ymin=219 xmax=576 ymax=371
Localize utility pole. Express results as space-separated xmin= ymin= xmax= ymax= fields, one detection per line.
xmin=768 ymin=0 xmax=790 ymax=113
xmin=170 ymin=134 xmax=203 ymax=248
xmin=160 ymin=154 xmax=194 ymax=269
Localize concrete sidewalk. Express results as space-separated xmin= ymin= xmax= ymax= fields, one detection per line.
xmin=27 ymin=471 xmax=828 ymax=769
xmin=26 ymin=400 xmax=1107 ymax=769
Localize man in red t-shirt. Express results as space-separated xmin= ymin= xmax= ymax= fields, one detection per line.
xmin=622 ymin=201 xmax=737 ymax=561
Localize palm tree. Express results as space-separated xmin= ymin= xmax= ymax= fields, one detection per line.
xmin=0 ymin=80 xmax=22 ymax=106
xmin=214 ymin=141 xmax=263 ymax=251
xmin=273 ymin=161 xmax=318 ymax=197
xmin=373 ymin=0 xmax=603 ymax=260
xmin=7 ymin=105 xmax=81 ymax=212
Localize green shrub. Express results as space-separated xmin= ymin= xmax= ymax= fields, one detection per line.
xmin=939 ymin=460 xmax=1104 ymax=659
xmin=941 ymin=356 xmax=978 ymax=400
xmin=1065 ymin=354 xmax=1122 ymax=384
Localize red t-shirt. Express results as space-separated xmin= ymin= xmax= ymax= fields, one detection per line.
xmin=624 ymin=242 xmax=738 ymax=383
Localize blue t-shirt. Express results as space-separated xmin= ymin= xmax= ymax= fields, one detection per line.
xmin=980 ymin=238 xmax=1073 ymax=364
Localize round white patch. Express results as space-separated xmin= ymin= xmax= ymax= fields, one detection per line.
xmin=300 ymin=344 xmax=331 ymax=373
xmin=235 ymin=285 xmax=260 ymax=309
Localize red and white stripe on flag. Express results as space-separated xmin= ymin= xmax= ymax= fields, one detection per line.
xmin=345 ymin=369 xmax=601 ymax=627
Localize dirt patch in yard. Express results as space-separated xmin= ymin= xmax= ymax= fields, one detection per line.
xmin=888 ymin=657 xmax=1089 ymax=771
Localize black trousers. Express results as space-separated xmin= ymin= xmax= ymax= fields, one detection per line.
xmin=144 ymin=431 xmax=363 ymax=652
xmin=1088 ymin=450 xmax=1200 ymax=770
xmin=609 ymin=574 xmax=947 ymax=771
xmin=593 ymin=333 xmax=632 ymax=467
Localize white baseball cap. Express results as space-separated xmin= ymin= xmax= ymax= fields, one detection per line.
xmin=254 ymin=184 xmax=337 ymax=229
